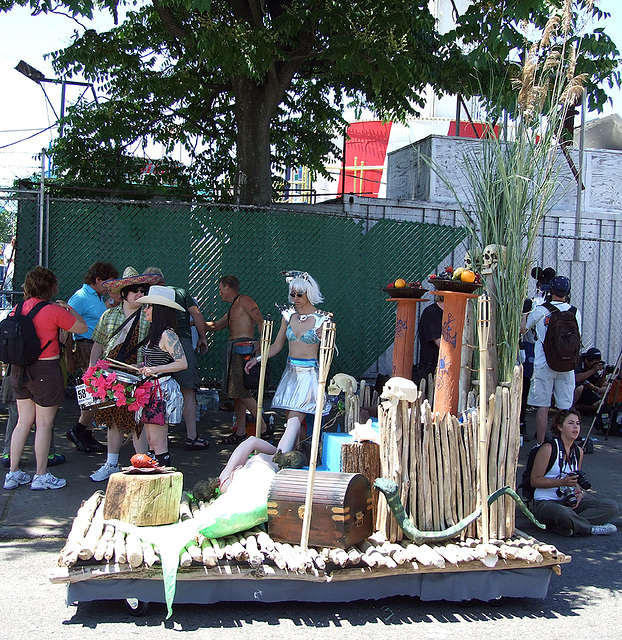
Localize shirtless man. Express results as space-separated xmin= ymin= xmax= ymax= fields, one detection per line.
xmin=205 ymin=275 xmax=267 ymax=443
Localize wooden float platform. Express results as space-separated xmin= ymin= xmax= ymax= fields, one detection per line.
xmin=51 ymin=525 xmax=571 ymax=607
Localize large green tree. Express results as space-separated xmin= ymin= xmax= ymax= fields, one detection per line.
xmin=3 ymin=0 xmax=619 ymax=204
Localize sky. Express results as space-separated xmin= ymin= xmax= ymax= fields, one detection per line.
xmin=0 ymin=0 xmax=620 ymax=189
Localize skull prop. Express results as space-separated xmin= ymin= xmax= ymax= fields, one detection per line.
xmin=327 ymin=373 xmax=358 ymax=396
xmin=464 ymin=248 xmax=483 ymax=272
xmin=481 ymin=244 xmax=507 ymax=275
xmin=381 ymin=376 xmax=419 ymax=406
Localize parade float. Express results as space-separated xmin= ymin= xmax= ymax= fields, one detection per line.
xmin=49 ymin=276 xmax=570 ymax=618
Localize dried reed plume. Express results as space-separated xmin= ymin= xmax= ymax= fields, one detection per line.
xmin=560 ymin=73 xmax=588 ymax=107
xmin=566 ymin=43 xmax=576 ymax=80
xmin=517 ymin=43 xmax=539 ymax=112
xmin=541 ymin=16 xmax=559 ymax=48
xmin=562 ymin=0 xmax=573 ymax=35
xmin=543 ymin=51 xmax=562 ymax=72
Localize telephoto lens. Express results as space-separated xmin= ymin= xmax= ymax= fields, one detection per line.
xmin=574 ymin=470 xmax=591 ymax=490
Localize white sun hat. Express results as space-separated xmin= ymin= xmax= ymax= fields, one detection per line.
xmin=137 ymin=285 xmax=185 ymax=311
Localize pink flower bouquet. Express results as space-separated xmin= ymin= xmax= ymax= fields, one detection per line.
xmin=83 ymin=360 xmax=154 ymax=410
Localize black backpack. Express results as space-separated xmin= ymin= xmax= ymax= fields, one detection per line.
xmin=0 ymin=301 xmax=52 ymax=367
xmin=520 ymin=437 xmax=580 ymax=501
xmin=542 ymin=302 xmax=581 ymax=372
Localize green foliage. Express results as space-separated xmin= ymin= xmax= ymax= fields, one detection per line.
xmin=2 ymin=0 xmax=619 ymax=204
xmin=0 ymin=207 xmax=16 ymax=243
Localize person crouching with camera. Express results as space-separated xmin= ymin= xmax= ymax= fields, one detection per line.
xmin=531 ymin=409 xmax=618 ymax=536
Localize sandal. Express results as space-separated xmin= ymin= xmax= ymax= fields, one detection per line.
xmin=185 ymin=435 xmax=210 ymax=450
xmin=218 ymin=432 xmax=248 ymax=446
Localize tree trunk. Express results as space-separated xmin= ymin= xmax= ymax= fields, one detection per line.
xmin=233 ymin=78 xmax=274 ymax=206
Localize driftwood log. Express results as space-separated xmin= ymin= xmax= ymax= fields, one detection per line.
xmin=341 ymin=441 xmax=381 ymax=523
xmin=103 ymin=471 xmax=183 ymax=526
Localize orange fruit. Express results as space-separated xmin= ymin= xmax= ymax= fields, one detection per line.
xmin=460 ymin=270 xmax=476 ymax=283
xmin=394 ymin=278 xmax=406 ymax=288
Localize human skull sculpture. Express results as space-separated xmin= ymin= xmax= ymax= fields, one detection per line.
xmin=464 ymin=248 xmax=482 ymax=272
xmin=327 ymin=373 xmax=358 ymax=396
xmin=381 ymin=376 xmax=418 ymax=406
xmin=481 ymin=244 xmax=507 ymax=275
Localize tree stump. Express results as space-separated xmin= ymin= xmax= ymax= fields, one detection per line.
xmin=341 ymin=441 xmax=381 ymax=524
xmin=103 ymin=471 xmax=183 ymax=526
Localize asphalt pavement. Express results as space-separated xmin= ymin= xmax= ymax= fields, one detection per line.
xmin=1 ymin=398 xmax=622 ymax=638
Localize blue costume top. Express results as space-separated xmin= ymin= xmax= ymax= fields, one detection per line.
xmin=282 ymin=309 xmax=326 ymax=345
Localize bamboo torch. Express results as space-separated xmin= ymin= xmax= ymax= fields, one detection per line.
xmin=477 ymin=292 xmax=491 ymax=543
xmin=300 ymin=320 xmax=337 ymax=551
xmin=255 ymin=317 xmax=274 ymax=438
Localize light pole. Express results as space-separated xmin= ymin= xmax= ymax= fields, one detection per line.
xmin=15 ymin=60 xmax=97 ymax=136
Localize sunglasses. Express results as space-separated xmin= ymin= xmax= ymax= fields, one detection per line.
xmin=144 ymin=304 xmax=152 ymax=309
xmin=290 ymin=291 xmax=304 ymax=298
xmin=127 ymin=286 xmax=149 ymax=294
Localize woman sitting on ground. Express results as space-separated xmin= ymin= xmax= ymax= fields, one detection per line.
xmin=531 ymin=408 xmax=618 ymax=536
xmin=137 ymin=286 xmax=187 ymax=468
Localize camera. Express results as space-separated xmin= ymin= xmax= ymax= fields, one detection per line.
xmin=556 ymin=485 xmax=578 ymax=508
xmin=571 ymin=470 xmax=591 ymax=490
xmin=605 ymin=364 xmax=616 ymax=374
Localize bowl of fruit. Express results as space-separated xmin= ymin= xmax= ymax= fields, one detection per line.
xmin=383 ymin=278 xmax=428 ymax=299
xmin=428 ymin=267 xmax=483 ymax=293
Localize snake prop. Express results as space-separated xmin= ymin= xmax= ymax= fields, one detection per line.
xmin=374 ymin=478 xmax=545 ymax=543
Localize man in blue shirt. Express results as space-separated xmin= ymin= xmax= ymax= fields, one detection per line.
xmin=65 ymin=262 xmax=119 ymax=453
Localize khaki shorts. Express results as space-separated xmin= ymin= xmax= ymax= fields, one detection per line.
xmin=527 ymin=366 xmax=574 ymax=409
xmin=12 ymin=360 xmax=65 ymax=407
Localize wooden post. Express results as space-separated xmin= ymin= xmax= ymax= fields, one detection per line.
xmin=386 ymin=297 xmax=426 ymax=378
xmin=431 ymin=291 xmax=479 ymax=417
xmin=477 ymin=292 xmax=490 ymax=543
xmin=300 ymin=321 xmax=336 ymax=551
xmin=255 ymin=318 xmax=273 ymax=438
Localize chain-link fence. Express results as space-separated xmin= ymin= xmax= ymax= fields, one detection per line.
xmin=6 ymin=188 xmax=466 ymax=382
xmin=5 ymin=186 xmax=621 ymax=380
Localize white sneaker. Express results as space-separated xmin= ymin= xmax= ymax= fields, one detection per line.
xmin=90 ymin=462 xmax=120 ymax=482
xmin=31 ymin=472 xmax=66 ymax=491
xmin=591 ymin=523 xmax=617 ymax=536
xmin=4 ymin=469 xmax=31 ymax=490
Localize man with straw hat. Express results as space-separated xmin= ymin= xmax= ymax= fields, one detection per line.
xmin=88 ymin=266 xmax=163 ymax=482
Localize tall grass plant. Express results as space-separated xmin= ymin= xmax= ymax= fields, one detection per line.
xmin=432 ymin=1 xmax=592 ymax=382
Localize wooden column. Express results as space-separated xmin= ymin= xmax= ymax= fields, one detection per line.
xmin=431 ymin=291 xmax=479 ymax=417
xmin=386 ymin=297 xmax=426 ymax=379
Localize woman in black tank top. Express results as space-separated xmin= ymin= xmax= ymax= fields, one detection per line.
xmin=137 ymin=286 xmax=188 ymax=467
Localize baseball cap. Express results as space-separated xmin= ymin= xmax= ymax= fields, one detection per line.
xmin=550 ymin=275 xmax=571 ymax=296
xmin=583 ymin=348 xmax=602 ymax=361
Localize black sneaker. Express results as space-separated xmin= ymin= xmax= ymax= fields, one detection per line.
xmin=1 ymin=454 xmax=9 ymax=469
xmin=66 ymin=427 xmax=94 ymax=453
xmin=81 ymin=430 xmax=105 ymax=453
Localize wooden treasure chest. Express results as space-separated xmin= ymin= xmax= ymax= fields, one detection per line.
xmin=267 ymin=469 xmax=373 ymax=548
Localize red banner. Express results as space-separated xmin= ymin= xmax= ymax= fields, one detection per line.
xmin=338 ymin=121 xmax=392 ymax=198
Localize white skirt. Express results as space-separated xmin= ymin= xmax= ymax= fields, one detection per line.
xmin=271 ymin=357 xmax=329 ymax=415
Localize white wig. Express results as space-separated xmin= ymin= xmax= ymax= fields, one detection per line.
xmin=286 ymin=271 xmax=324 ymax=305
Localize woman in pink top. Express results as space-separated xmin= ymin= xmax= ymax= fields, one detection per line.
xmin=4 ymin=267 xmax=86 ymax=491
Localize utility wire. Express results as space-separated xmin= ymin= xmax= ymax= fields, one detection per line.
xmin=0 ymin=125 xmax=56 ymax=150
